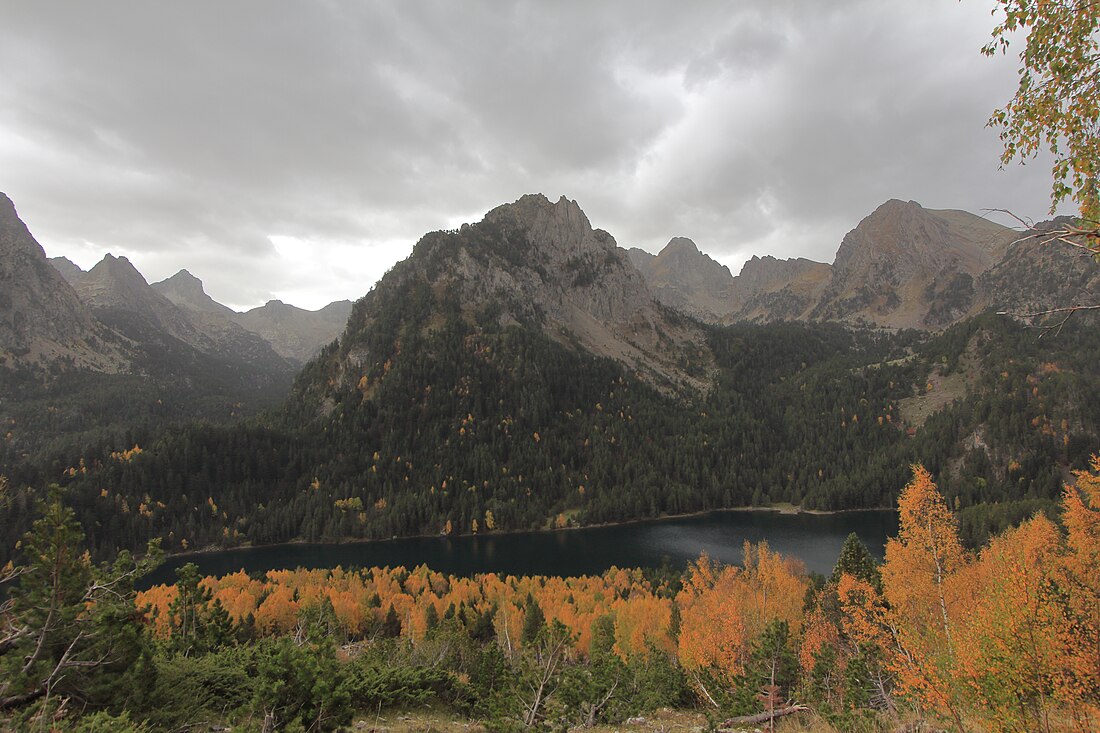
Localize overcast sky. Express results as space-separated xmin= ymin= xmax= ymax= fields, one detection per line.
xmin=0 ymin=1 xmax=1066 ymax=310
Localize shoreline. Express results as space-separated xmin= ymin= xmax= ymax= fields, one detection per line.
xmin=162 ymin=503 xmax=896 ymax=562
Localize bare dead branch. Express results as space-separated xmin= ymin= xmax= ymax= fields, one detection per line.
xmin=981 ymin=208 xmax=1099 ymax=252
xmin=998 ymin=304 xmax=1100 ymax=338
xmin=718 ymin=704 xmax=808 ymax=728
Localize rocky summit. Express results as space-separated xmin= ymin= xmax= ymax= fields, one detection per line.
xmin=626 ymin=198 xmax=1097 ymax=330
xmin=0 ymin=194 xmax=126 ymax=371
xmin=330 ymin=194 xmax=710 ymax=396
xmin=152 ymin=269 xmax=237 ymax=317
xmin=809 ymin=199 xmax=1016 ymax=328
xmin=230 ymin=299 xmax=352 ymax=364
xmin=629 ymin=237 xmax=736 ymax=321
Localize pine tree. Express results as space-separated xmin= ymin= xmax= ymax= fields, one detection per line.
xmin=0 ymin=487 xmax=161 ymax=713
xmin=830 ymin=533 xmax=881 ymax=591
xmin=382 ymin=604 xmax=401 ymax=638
xmin=521 ymin=595 xmax=545 ymax=645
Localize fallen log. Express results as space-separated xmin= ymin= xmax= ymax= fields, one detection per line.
xmin=719 ymin=704 xmax=808 ymax=728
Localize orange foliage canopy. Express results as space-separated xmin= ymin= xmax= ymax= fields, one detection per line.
xmin=676 ymin=543 xmax=807 ymax=689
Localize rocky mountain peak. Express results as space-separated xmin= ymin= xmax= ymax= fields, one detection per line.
xmin=78 ymin=254 xmax=156 ymax=307
xmin=482 ymin=193 xmax=605 ymax=263
xmin=161 ymin=268 xmax=203 ymax=292
xmin=660 ymin=237 xmax=702 ymax=257
xmin=231 ymin=299 xmax=353 ymax=364
xmin=0 ymin=192 xmax=16 ymax=218
xmin=812 ymin=198 xmax=1017 ymax=327
xmin=340 ymin=194 xmax=708 ymax=393
xmin=153 ymin=269 xmax=234 ymax=316
xmin=832 ymin=199 xmax=942 ymax=274
xmin=636 ymin=237 xmax=737 ymax=320
xmin=0 ymin=192 xmax=122 ymax=369
xmin=49 ymin=256 xmax=85 ymax=285
xmin=735 ymin=255 xmax=826 ymax=293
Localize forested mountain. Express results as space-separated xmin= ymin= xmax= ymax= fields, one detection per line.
xmin=3 ymin=194 xmax=1097 ymax=567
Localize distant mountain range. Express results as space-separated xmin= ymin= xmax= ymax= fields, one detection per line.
xmin=0 ymin=193 xmax=350 ymax=383
xmin=49 ymin=254 xmax=351 ymax=370
xmin=631 ymin=200 xmax=1099 ymax=330
xmin=0 ymin=191 xmax=354 ymax=481
xmin=5 ymin=190 xmax=1095 ymax=388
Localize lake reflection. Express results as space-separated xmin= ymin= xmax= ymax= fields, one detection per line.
xmin=143 ymin=509 xmax=898 ymax=587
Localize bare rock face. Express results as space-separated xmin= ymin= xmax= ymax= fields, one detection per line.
xmin=336 ymin=194 xmax=710 ymax=393
xmin=80 ymin=256 xmax=292 ymax=374
xmin=153 ymin=269 xmax=236 ymax=317
xmin=48 ymin=256 xmax=86 ymax=286
xmin=231 ymin=299 xmax=352 ymax=364
xmin=0 ymin=193 xmax=125 ymax=371
xmin=810 ymin=199 xmax=1016 ymax=328
xmin=634 ymin=237 xmax=737 ymax=321
xmin=626 ymin=247 xmax=655 ymax=271
xmin=725 ymin=255 xmax=832 ymax=322
xmin=476 ymin=194 xmax=653 ymax=323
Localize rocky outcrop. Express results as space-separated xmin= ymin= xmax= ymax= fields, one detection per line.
xmin=79 ymin=255 xmax=293 ymax=375
xmin=48 ymin=256 xmax=86 ymax=286
xmin=0 ymin=193 xmax=126 ymax=371
xmin=337 ymin=194 xmax=710 ymax=393
xmin=231 ymin=299 xmax=352 ymax=364
xmin=152 ymin=269 xmax=236 ymax=317
xmin=632 ymin=237 xmax=737 ymax=321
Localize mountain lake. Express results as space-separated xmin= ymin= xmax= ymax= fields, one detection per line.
xmin=142 ymin=508 xmax=898 ymax=587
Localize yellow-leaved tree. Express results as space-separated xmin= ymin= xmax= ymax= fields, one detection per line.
xmin=985 ymin=0 xmax=1100 ymax=244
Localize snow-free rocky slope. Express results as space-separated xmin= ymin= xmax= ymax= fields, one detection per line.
xmin=631 ymin=199 xmax=1096 ymax=330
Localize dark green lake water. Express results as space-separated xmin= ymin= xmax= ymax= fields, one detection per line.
xmin=143 ymin=509 xmax=898 ymax=587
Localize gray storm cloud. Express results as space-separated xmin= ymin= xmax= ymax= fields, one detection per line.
xmin=0 ymin=0 xmax=1063 ymax=309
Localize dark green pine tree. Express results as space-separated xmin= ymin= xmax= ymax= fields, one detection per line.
xmin=424 ymin=603 xmax=440 ymax=634
xmin=829 ymin=532 xmax=882 ymax=591
xmin=166 ymin=562 xmax=233 ymax=656
xmin=0 ymin=486 xmax=162 ymax=713
xmin=382 ymin=604 xmax=402 ymax=638
xmin=521 ymin=594 xmax=545 ymax=645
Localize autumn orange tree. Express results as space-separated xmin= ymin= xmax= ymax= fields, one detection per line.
xmin=952 ymin=514 xmax=1064 ymax=731
xmin=676 ymin=544 xmax=806 ymax=710
xmin=1050 ymin=456 xmax=1100 ymax=726
xmin=880 ymin=465 xmax=974 ymax=727
xmin=835 ymin=461 xmax=1100 ymax=732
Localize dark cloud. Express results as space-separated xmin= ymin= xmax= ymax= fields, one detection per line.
xmin=0 ymin=0 xmax=1066 ymax=308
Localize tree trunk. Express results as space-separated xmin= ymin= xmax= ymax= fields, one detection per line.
xmin=719 ymin=704 xmax=807 ymax=728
